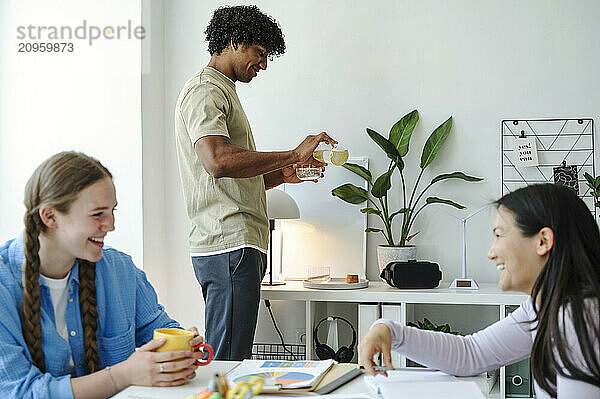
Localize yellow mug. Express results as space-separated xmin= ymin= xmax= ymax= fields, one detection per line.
xmin=154 ymin=328 xmax=195 ymax=352
xmin=153 ymin=328 xmax=214 ymax=370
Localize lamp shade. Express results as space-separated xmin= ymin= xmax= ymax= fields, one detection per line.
xmin=266 ymin=189 xmax=300 ymax=220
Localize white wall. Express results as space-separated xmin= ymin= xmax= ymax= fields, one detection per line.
xmin=0 ymin=0 xmax=143 ymax=266
xmin=141 ymin=0 xmax=168 ymax=304
xmin=146 ymin=0 xmax=600 ymax=336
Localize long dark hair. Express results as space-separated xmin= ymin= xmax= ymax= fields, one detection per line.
xmin=23 ymin=151 xmax=111 ymax=373
xmin=496 ymin=183 xmax=600 ymax=396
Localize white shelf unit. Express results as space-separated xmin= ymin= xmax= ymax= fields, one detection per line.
xmin=261 ymin=281 xmax=532 ymax=399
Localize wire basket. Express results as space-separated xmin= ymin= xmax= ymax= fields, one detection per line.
xmin=252 ymin=343 xmax=306 ymax=361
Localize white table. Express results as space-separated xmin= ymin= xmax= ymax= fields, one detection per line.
xmin=114 ymin=360 xmax=489 ymax=398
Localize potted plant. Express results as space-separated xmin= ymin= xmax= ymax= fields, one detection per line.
xmin=332 ymin=110 xmax=482 ymax=273
xmin=584 ymin=172 xmax=600 ymax=208
xmin=406 ymin=318 xmax=461 ymax=368
xmin=407 ymin=317 xmax=461 ymax=335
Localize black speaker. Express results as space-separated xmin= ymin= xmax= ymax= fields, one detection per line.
xmin=380 ymin=260 xmax=442 ymax=289
xmin=313 ymin=316 xmax=356 ymax=363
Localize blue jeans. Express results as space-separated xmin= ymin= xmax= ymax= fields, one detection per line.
xmin=192 ymin=247 xmax=267 ymax=360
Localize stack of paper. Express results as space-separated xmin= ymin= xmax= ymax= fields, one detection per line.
xmin=380 ymin=381 xmax=484 ymax=398
xmin=366 ymin=369 xmax=485 ymax=399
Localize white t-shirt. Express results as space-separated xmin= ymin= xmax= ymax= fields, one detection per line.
xmin=40 ymin=272 xmax=74 ymax=369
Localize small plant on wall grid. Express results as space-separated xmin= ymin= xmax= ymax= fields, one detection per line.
xmin=584 ymin=172 xmax=600 ymax=208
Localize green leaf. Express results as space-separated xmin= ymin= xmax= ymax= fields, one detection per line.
xmin=371 ymin=170 xmax=393 ymax=198
xmin=431 ymin=171 xmax=483 ymax=185
xmin=422 ymin=318 xmax=435 ymax=330
xmin=365 ymin=227 xmax=383 ymax=233
xmin=389 ymin=208 xmax=409 ymax=222
xmin=584 ymin=172 xmax=600 ymax=191
xmin=332 ymin=183 xmax=368 ymax=204
xmin=425 ymin=196 xmax=466 ymax=209
xmin=389 ymin=110 xmax=419 ymax=157
xmin=343 ymin=162 xmax=372 ymax=183
xmin=360 ymin=207 xmax=382 ymax=216
xmin=420 ymin=116 xmax=453 ymax=169
xmin=367 ymin=128 xmax=401 ymax=162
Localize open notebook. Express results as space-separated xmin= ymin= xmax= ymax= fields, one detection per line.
xmin=226 ymin=359 xmax=361 ymax=393
xmin=226 ymin=359 xmax=334 ymax=391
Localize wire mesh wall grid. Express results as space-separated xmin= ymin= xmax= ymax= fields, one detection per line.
xmin=252 ymin=343 xmax=306 ymax=361
xmin=501 ymin=118 xmax=596 ymax=218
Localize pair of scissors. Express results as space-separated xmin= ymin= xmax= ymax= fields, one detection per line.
xmin=225 ymin=377 xmax=264 ymax=399
xmin=193 ymin=342 xmax=215 ymax=366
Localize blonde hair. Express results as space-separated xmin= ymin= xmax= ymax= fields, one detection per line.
xmin=23 ymin=151 xmax=112 ymax=373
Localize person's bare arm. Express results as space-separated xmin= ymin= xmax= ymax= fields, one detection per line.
xmin=70 ymin=355 xmax=195 ymax=398
xmin=69 ymin=368 xmax=121 ymax=399
xmin=263 ymin=169 xmax=285 ymax=189
xmin=70 ymin=337 xmax=203 ymax=398
xmin=263 ymin=164 xmax=324 ymax=190
xmin=194 ymin=132 xmax=334 ymax=179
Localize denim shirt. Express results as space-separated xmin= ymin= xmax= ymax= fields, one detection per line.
xmin=0 ymin=237 xmax=180 ymax=398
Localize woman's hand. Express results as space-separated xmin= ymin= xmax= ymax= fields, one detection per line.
xmin=112 ymin=338 xmax=199 ymax=388
xmin=358 ymin=323 xmax=394 ymax=376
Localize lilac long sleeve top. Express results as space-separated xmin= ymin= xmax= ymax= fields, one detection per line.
xmin=374 ymin=297 xmax=599 ymax=398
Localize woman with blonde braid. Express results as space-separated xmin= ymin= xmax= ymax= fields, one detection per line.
xmin=0 ymin=152 xmax=206 ymax=398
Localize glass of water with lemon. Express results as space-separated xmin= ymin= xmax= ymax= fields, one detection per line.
xmin=296 ymin=142 xmax=348 ymax=180
xmin=313 ymin=142 xmax=349 ymax=166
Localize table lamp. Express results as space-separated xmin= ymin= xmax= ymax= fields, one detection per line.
xmin=263 ymin=188 xmax=300 ymax=286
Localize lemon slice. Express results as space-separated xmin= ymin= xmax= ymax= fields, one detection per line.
xmin=330 ymin=149 xmax=349 ymax=166
xmin=313 ymin=149 xmax=326 ymax=162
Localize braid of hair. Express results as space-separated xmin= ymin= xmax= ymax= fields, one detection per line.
xmin=22 ymin=211 xmax=45 ymax=373
xmin=78 ymin=259 xmax=99 ymax=373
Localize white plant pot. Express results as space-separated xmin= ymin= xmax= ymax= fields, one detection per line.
xmin=377 ymin=245 xmax=417 ymax=275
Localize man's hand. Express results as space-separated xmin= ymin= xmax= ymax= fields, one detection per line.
xmin=282 ymin=164 xmax=324 ymax=184
xmin=293 ymin=132 xmax=337 ymax=165
xmin=358 ymin=323 xmax=395 ymax=376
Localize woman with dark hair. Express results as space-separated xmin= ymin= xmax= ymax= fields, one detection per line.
xmin=359 ymin=183 xmax=600 ymax=398
xmin=0 ymin=152 xmax=206 ymax=398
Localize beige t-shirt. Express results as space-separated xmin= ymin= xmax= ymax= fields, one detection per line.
xmin=174 ymin=67 xmax=269 ymax=254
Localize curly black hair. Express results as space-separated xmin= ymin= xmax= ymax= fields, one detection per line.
xmin=204 ymin=5 xmax=286 ymax=59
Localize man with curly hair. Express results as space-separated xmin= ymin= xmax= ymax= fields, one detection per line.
xmin=174 ymin=5 xmax=336 ymax=361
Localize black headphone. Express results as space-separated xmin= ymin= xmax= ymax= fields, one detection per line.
xmin=313 ymin=316 xmax=357 ymax=363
